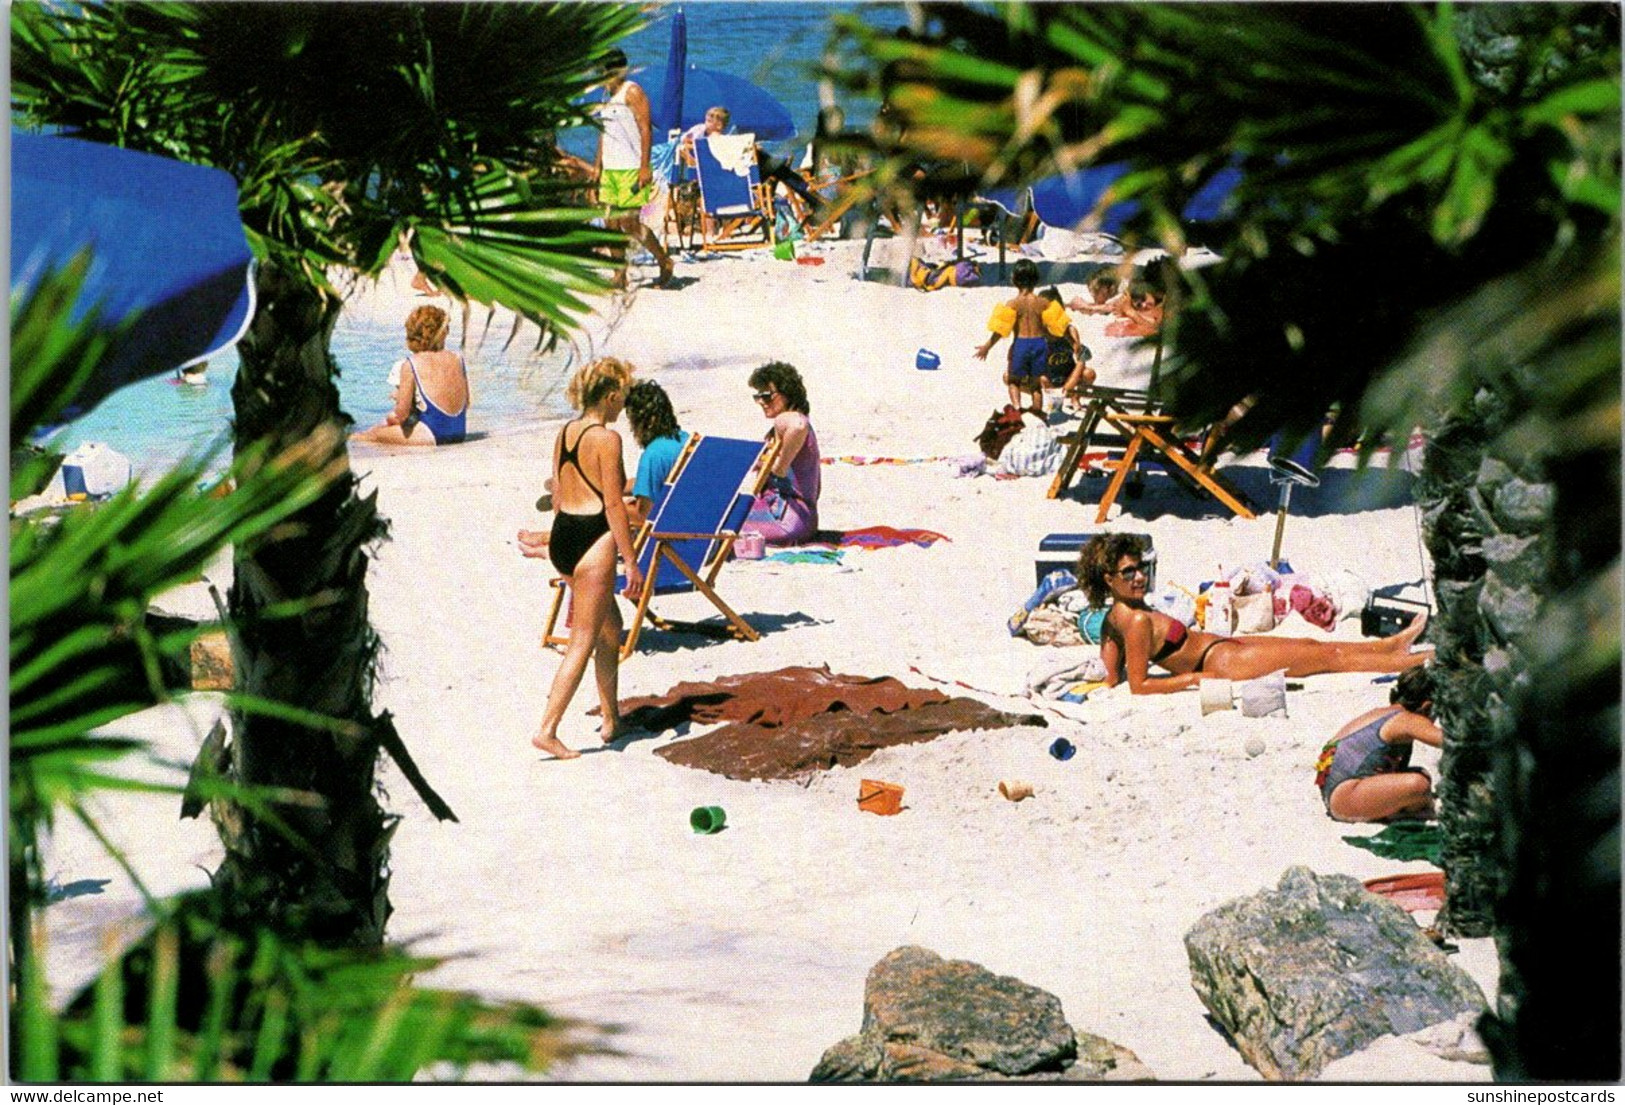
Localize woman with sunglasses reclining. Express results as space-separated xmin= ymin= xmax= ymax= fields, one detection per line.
xmin=740 ymin=362 xmax=822 ymax=546
xmin=1078 ymin=534 xmax=1429 ymax=695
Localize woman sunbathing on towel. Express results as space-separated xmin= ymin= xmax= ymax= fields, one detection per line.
xmin=1315 ymin=664 xmax=1442 ymax=822
xmin=1079 ymin=534 xmax=1429 ymax=695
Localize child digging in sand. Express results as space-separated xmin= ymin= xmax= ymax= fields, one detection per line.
xmin=974 ymin=257 xmax=1071 ymax=416
xmin=1315 ymin=664 xmax=1443 ymax=823
xmin=1038 ymin=286 xmax=1095 ymax=407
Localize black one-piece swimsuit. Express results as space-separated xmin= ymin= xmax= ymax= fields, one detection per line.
xmin=549 ymin=422 xmax=612 ymax=576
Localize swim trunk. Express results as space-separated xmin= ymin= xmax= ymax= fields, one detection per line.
xmin=1007 ymin=337 xmax=1049 ymax=385
xmin=600 ymin=168 xmax=652 ymax=211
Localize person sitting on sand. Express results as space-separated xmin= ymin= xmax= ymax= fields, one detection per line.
xmin=740 ymin=362 xmax=822 ymax=546
xmin=1315 ymin=664 xmax=1443 ymax=823
xmin=527 ymin=357 xmax=644 ymax=760
xmin=1038 ymin=286 xmax=1095 ymax=405
xmin=352 ymin=305 xmax=469 ymax=446
xmin=1079 ymin=534 xmax=1429 ymax=695
xmin=517 ymin=378 xmax=688 ymax=555
xmin=1104 ymin=279 xmax=1165 ymax=339
xmin=1067 ymin=270 xmax=1125 ymax=316
xmin=974 ymin=257 xmax=1071 ymax=416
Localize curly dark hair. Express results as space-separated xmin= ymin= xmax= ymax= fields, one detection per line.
xmin=1391 ymin=663 xmax=1434 ymax=712
xmin=624 ymin=379 xmax=681 ymax=447
xmin=1077 ymin=533 xmax=1149 ymax=607
xmin=748 ymin=361 xmax=810 ymax=415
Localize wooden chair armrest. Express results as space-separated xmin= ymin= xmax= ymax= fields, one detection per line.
xmin=650 ymin=531 xmax=733 ymax=542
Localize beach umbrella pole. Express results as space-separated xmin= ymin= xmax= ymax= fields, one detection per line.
xmin=1266 ymin=455 xmax=1320 ymax=570
xmin=1270 ymin=483 xmax=1293 ymax=570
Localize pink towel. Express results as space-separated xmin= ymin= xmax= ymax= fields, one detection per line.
xmin=1290 ymin=584 xmax=1338 ymax=630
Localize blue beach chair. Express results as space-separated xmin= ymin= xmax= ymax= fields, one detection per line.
xmin=694 ymin=134 xmax=776 ymax=252
xmin=542 ymin=433 xmax=780 ymax=659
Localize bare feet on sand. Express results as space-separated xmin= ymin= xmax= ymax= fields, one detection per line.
xmin=531 ymin=733 xmax=581 ymax=760
xmin=1395 ymin=610 xmax=1430 ymax=649
xmin=518 ymin=529 xmax=550 ymax=557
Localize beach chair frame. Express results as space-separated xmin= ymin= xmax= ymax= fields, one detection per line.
xmin=1048 ymin=385 xmax=1258 ymax=522
xmin=1046 ymin=384 xmax=1154 ymax=500
xmin=694 ymin=135 xmax=777 ymax=253
xmin=1089 ymin=411 xmax=1259 ymax=523
xmin=541 ymin=433 xmax=780 ymax=659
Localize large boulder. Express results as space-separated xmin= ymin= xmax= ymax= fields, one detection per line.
xmin=1185 ymin=867 xmax=1489 ymax=1080
xmin=810 ymin=946 xmax=1151 ymax=1082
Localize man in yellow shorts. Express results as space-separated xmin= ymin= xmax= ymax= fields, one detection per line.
xmin=595 ymin=48 xmax=675 ymax=289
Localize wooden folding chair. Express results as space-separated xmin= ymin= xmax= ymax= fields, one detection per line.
xmin=541 ymin=434 xmax=780 ymax=659
xmin=1046 ymin=384 xmax=1154 ymax=500
xmin=1089 ymin=411 xmax=1259 ymax=523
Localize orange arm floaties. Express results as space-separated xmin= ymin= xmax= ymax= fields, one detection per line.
xmin=1042 ymin=299 xmax=1070 ymax=337
xmin=987 ymin=302 xmax=1017 ymax=337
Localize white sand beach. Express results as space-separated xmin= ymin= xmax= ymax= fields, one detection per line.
xmin=44 ymin=239 xmax=1498 ymax=1083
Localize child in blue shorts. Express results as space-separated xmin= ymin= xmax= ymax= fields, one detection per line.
xmin=973 ymin=258 xmax=1070 ymax=415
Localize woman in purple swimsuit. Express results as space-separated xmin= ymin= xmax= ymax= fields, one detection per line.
xmin=1079 ymin=534 xmax=1430 ymax=695
xmin=1314 ymin=665 xmax=1442 ymax=822
xmin=352 ymin=305 xmax=470 ymax=446
xmin=741 ymin=362 xmax=822 ymax=546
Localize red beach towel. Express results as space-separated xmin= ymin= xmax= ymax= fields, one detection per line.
xmin=813 ymin=526 xmax=951 ymax=550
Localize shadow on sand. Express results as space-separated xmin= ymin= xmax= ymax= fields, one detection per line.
xmin=1055 ymin=463 xmax=1418 ymax=523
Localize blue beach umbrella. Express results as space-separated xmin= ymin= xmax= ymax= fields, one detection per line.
xmin=652 ymin=7 xmax=688 ymax=136
xmin=978 ymin=161 xmax=1241 ymax=233
xmin=13 ymin=133 xmax=255 ymax=422
xmin=643 ymin=64 xmax=796 ymax=141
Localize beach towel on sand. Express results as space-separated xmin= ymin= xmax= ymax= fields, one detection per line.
xmin=811 ymin=526 xmax=950 ymax=550
xmin=613 ymin=666 xmax=1046 ymax=781
xmin=1342 ymin=821 xmax=1443 ymax=864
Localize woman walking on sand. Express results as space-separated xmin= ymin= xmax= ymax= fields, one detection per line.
xmin=529 ymin=357 xmax=643 ymax=760
xmin=1079 ymin=533 xmax=1429 ymax=695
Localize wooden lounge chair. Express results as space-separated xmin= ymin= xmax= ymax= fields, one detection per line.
xmin=1048 ymin=384 xmax=1259 ymax=522
xmin=541 ymin=433 xmax=780 ymax=659
xmin=694 ymin=135 xmax=776 ymax=252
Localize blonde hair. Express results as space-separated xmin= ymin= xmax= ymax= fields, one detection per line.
xmin=404 ymin=305 xmax=449 ymax=352
xmin=567 ymin=356 xmax=635 ymax=412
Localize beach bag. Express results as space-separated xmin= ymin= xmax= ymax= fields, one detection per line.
xmin=907 ymin=257 xmax=954 ymax=291
xmin=908 ymin=257 xmax=979 ymax=291
xmin=1233 ymin=589 xmax=1278 ymax=633
xmin=975 ymin=405 xmax=1027 ymax=461
xmin=996 ymin=418 xmax=1062 ymax=477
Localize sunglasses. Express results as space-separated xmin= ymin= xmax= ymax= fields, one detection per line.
xmin=1110 ymin=565 xmax=1149 ymax=578
xmin=752 ymin=391 xmax=777 ymax=405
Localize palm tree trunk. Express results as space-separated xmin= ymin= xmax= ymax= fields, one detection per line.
xmin=216 ymin=259 xmax=393 ymax=947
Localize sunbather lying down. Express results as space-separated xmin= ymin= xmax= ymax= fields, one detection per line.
xmin=1079 ymin=534 xmax=1429 ymax=695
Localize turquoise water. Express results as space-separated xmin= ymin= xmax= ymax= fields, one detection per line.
xmin=52 ymin=2 xmax=894 ymax=477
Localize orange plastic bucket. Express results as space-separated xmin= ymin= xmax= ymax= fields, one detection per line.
xmin=857 ymin=779 xmax=904 ymax=816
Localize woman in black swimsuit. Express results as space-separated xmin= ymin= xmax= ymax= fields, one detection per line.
xmin=1079 ymin=534 xmax=1430 ymax=696
xmin=531 ymin=358 xmax=644 ymax=760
